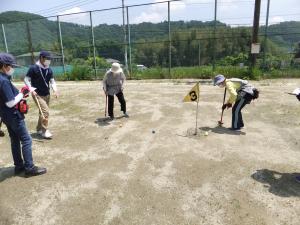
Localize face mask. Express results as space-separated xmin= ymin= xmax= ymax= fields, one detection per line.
xmin=6 ymin=67 xmax=14 ymax=76
xmin=44 ymin=60 xmax=51 ymax=67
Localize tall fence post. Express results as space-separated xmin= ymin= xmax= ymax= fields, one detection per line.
xmin=263 ymin=0 xmax=270 ymax=67
xmin=250 ymin=0 xmax=262 ymax=68
xmin=198 ymin=41 xmax=201 ymax=67
xmin=57 ymin=16 xmax=66 ymax=78
xmin=90 ymin=11 xmax=97 ymax=79
xmin=126 ymin=6 xmax=132 ymax=78
xmin=2 ymin=24 xmax=8 ymax=53
xmin=26 ymin=21 xmax=35 ymax=64
xmin=168 ymin=1 xmax=172 ymax=77
xmin=122 ymin=0 xmax=129 ymax=76
xmin=212 ymin=0 xmax=217 ymax=71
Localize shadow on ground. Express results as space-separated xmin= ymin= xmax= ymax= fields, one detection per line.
xmin=199 ymin=126 xmax=246 ymax=136
xmin=251 ymin=169 xmax=300 ymax=197
xmin=0 ymin=167 xmax=25 ymax=182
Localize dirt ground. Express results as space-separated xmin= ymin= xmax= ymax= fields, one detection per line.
xmin=0 ymin=79 xmax=300 ymax=225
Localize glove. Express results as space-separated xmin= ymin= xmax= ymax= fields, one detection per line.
xmin=222 ymin=103 xmax=232 ymax=110
xmin=20 ymin=86 xmax=30 ymax=98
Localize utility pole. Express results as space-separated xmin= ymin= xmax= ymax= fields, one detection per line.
xmin=26 ymin=21 xmax=35 ymax=64
xmin=57 ymin=16 xmax=66 ymax=77
xmin=90 ymin=11 xmax=97 ymax=78
xmin=250 ymin=0 xmax=261 ymax=67
xmin=122 ymin=0 xmax=128 ymax=75
xmin=263 ymin=0 xmax=270 ymax=67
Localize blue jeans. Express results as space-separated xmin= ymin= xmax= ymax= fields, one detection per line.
xmin=2 ymin=111 xmax=34 ymax=170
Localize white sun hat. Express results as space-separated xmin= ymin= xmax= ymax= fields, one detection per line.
xmin=110 ymin=63 xmax=123 ymax=73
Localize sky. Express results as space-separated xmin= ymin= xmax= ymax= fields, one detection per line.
xmin=0 ymin=0 xmax=300 ymax=26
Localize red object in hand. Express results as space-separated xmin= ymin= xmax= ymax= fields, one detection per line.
xmin=20 ymin=86 xmax=30 ymax=98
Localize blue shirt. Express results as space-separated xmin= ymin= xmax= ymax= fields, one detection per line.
xmin=0 ymin=73 xmax=22 ymax=118
xmin=26 ymin=64 xmax=53 ymax=96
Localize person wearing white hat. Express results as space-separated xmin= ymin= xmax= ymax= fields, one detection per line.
xmin=214 ymin=74 xmax=259 ymax=130
xmin=103 ymin=63 xmax=128 ymax=120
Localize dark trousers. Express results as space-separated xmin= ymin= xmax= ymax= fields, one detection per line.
xmin=108 ymin=92 xmax=126 ymax=118
xmin=2 ymin=112 xmax=34 ymax=170
xmin=231 ymin=97 xmax=249 ymax=129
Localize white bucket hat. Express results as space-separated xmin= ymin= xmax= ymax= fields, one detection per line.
xmin=110 ymin=63 xmax=122 ymax=73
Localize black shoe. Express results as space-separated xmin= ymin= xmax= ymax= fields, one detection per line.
xmin=25 ymin=166 xmax=47 ymax=177
xmin=14 ymin=166 xmax=25 ymax=175
xmin=108 ymin=116 xmax=114 ymax=121
xmin=0 ymin=130 xmax=4 ymax=137
xmin=229 ymin=127 xmax=241 ymax=131
xmin=123 ymin=112 xmax=129 ymax=118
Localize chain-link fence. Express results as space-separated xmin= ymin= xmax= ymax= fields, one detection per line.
xmin=1 ymin=0 xmax=299 ymax=79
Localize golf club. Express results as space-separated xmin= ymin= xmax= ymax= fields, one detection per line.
xmin=33 ymin=94 xmax=46 ymax=120
xmin=218 ymin=88 xmax=227 ymax=126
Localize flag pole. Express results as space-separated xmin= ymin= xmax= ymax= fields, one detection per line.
xmin=194 ymin=82 xmax=200 ymax=135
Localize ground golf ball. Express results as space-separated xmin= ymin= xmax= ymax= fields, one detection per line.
xmin=204 ymin=131 xmax=209 ymax=136
xmin=152 ymin=130 xmax=155 ymax=134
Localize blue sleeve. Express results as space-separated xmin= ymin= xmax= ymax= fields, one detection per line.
xmin=0 ymin=80 xmax=17 ymax=103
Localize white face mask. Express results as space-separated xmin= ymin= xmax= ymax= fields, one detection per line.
xmin=44 ymin=60 xmax=51 ymax=67
xmin=6 ymin=67 xmax=14 ymax=76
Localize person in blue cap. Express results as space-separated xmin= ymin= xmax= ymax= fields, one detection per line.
xmin=0 ymin=52 xmax=46 ymax=177
xmin=24 ymin=50 xmax=59 ymax=139
xmin=214 ymin=74 xmax=259 ymax=130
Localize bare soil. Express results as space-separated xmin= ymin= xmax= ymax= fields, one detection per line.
xmin=0 ymin=79 xmax=300 ymax=225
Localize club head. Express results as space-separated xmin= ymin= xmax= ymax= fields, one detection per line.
xmin=218 ymin=121 xmax=224 ymax=126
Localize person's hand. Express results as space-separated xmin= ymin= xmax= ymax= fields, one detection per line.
xmin=222 ymin=103 xmax=232 ymax=110
xmin=20 ymin=86 xmax=30 ymax=98
xmin=31 ymin=91 xmax=37 ymax=96
xmin=53 ymin=91 xmax=59 ymax=98
xmin=297 ymin=94 xmax=300 ymax=101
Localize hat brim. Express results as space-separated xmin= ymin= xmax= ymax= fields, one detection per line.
xmin=214 ymin=79 xmax=225 ymax=86
xmin=110 ymin=68 xmax=122 ymax=73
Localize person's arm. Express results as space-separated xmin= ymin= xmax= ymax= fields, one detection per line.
xmin=103 ymin=73 xmax=108 ymax=93
xmin=120 ymin=72 xmax=125 ymax=90
xmin=226 ymin=81 xmax=238 ymax=104
xmin=49 ymin=70 xmax=58 ymax=97
xmin=24 ymin=67 xmax=36 ymax=92
xmin=1 ymin=81 xmax=23 ymax=108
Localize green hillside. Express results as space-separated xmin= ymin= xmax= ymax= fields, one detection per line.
xmin=0 ymin=11 xmax=299 ymax=67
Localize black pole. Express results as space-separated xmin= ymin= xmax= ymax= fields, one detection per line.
xmin=250 ymin=0 xmax=261 ymax=68
xmin=26 ymin=21 xmax=35 ymax=64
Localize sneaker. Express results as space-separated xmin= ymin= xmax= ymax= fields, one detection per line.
xmin=295 ymin=176 xmax=300 ymax=183
xmin=14 ymin=166 xmax=25 ymax=175
xmin=108 ymin=116 xmax=114 ymax=121
xmin=42 ymin=130 xmax=52 ymax=139
xmin=123 ymin=112 xmax=129 ymax=118
xmin=25 ymin=166 xmax=47 ymax=177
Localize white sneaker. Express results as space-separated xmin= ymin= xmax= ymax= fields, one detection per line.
xmin=42 ymin=130 xmax=52 ymax=139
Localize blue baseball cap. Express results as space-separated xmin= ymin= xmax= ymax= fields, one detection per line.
xmin=213 ymin=74 xmax=225 ymax=86
xmin=0 ymin=53 xmax=19 ymax=67
xmin=39 ymin=51 xmax=52 ymax=59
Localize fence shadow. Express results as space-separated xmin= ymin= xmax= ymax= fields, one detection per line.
xmin=199 ymin=126 xmax=246 ymax=136
xmin=251 ymin=169 xmax=300 ymax=197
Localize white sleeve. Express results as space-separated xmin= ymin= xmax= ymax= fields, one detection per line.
xmin=50 ymin=78 xmax=57 ymax=92
xmin=24 ymin=76 xmax=36 ymax=92
xmin=5 ymin=93 xmax=24 ymax=108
